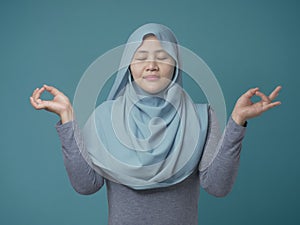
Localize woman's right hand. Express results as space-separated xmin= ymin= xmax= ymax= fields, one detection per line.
xmin=30 ymin=84 xmax=74 ymax=124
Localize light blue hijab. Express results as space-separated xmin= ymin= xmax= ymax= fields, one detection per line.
xmin=107 ymin=23 xmax=182 ymax=100
xmin=81 ymin=23 xmax=208 ymax=190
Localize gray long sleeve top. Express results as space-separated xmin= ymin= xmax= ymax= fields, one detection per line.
xmin=56 ymin=108 xmax=246 ymax=225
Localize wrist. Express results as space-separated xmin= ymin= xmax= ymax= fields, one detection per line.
xmin=60 ymin=106 xmax=74 ymax=124
xmin=231 ymin=112 xmax=246 ymax=127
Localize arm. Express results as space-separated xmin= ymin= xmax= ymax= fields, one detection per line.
xmin=199 ymin=108 xmax=245 ymax=197
xmin=56 ymin=120 xmax=104 ymax=195
xmin=30 ymin=84 xmax=104 ymax=194
xmin=199 ymin=86 xmax=282 ymax=197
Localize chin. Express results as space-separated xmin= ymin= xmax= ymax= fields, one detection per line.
xmin=143 ymin=85 xmax=168 ymax=94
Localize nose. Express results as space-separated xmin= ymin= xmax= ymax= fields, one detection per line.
xmin=146 ymin=59 xmax=158 ymax=71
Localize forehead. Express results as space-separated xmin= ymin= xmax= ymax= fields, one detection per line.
xmin=136 ymin=35 xmax=165 ymax=52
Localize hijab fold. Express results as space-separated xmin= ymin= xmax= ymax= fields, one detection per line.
xmin=80 ymin=23 xmax=208 ymax=190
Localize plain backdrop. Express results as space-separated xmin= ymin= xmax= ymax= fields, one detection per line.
xmin=1 ymin=0 xmax=299 ymax=224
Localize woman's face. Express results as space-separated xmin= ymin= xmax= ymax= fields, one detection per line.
xmin=130 ymin=35 xmax=176 ymax=94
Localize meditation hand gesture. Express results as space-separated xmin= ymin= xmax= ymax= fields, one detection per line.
xmin=231 ymin=86 xmax=282 ymax=126
xmin=30 ymin=84 xmax=73 ymax=123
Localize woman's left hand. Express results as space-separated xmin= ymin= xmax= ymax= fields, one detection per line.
xmin=231 ymin=86 xmax=282 ymax=126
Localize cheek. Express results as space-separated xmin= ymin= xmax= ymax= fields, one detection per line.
xmin=130 ymin=64 xmax=143 ymax=80
xmin=161 ymin=59 xmax=176 ymax=79
xmin=164 ymin=66 xmax=175 ymax=79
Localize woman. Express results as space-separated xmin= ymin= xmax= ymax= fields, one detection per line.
xmin=30 ymin=23 xmax=281 ymax=224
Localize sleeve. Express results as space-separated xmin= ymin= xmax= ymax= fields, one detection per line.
xmin=198 ymin=107 xmax=246 ymax=197
xmin=56 ymin=120 xmax=104 ymax=195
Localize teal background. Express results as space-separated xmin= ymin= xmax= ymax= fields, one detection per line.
xmin=1 ymin=0 xmax=299 ymax=224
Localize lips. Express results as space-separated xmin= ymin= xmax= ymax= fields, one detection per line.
xmin=144 ymin=75 xmax=159 ymax=81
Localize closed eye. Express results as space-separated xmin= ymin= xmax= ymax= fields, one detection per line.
xmin=157 ymin=57 xmax=168 ymax=60
xmin=134 ymin=57 xmax=147 ymax=61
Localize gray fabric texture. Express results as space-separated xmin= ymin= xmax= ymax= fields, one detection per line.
xmin=56 ymin=107 xmax=246 ymax=225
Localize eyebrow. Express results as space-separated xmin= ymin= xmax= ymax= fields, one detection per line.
xmin=135 ymin=49 xmax=167 ymax=54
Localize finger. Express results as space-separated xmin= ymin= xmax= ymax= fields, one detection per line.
xmin=263 ymin=101 xmax=282 ymax=112
xmin=31 ymin=87 xmax=38 ymax=95
xmin=255 ymin=91 xmax=271 ymax=103
xmin=29 ymin=96 xmax=36 ymax=108
xmin=30 ymin=97 xmax=47 ymax=110
xmin=31 ymin=87 xmax=40 ymax=98
xmin=32 ymin=86 xmax=45 ymax=102
xmin=43 ymin=84 xmax=60 ymax=97
xmin=269 ymin=86 xmax=282 ymax=101
xmin=244 ymin=87 xmax=259 ymax=98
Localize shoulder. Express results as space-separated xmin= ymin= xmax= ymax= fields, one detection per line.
xmin=194 ymin=104 xmax=216 ymax=120
xmin=193 ymin=103 xmax=209 ymax=119
xmin=194 ymin=103 xmax=209 ymax=111
xmin=193 ymin=103 xmax=210 ymax=130
xmin=95 ymin=100 xmax=114 ymax=113
xmin=92 ymin=100 xmax=115 ymax=123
